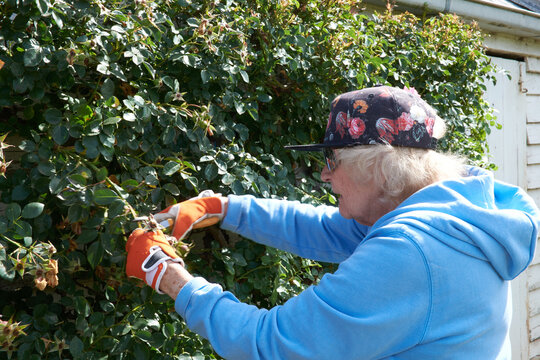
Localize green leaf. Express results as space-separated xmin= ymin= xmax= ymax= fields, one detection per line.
xmin=0 ymin=219 xmax=7 ymax=234
xmin=101 ymin=78 xmax=115 ymax=100
xmin=108 ymin=180 xmax=129 ymax=199
xmin=77 ymin=230 xmax=98 ymax=245
xmin=38 ymin=162 xmax=55 ymax=176
xmin=24 ymin=48 xmax=43 ymax=67
xmin=70 ymin=336 xmax=84 ymax=357
xmin=110 ymin=63 xmax=127 ymax=82
xmin=239 ymin=70 xmax=249 ymax=83
xmin=161 ymin=126 xmax=176 ymax=144
xmin=204 ymin=163 xmax=218 ymax=181
xmin=161 ymin=76 xmax=175 ymax=90
xmin=143 ymin=62 xmax=156 ymax=79
xmin=12 ymin=184 xmax=30 ymax=201
xmin=111 ymin=324 xmax=131 ymax=336
xmin=21 ymin=202 xmax=44 ymax=219
xmin=108 ymin=199 xmax=126 ymax=218
xmin=93 ymin=188 xmax=118 ymax=205
xmin=123 ymin=112 xmax=136 ymax=122
xmin=97 ymin=61 xmax=109 ymax=74
xmin=141 ymin=167 xmax=159 ymax=186
xmin=162 ymin=323 xmax=175 ymax=338
xmin=234 ymin=100 xmax=245 ymax=115
xmin=75 ymin=296 xmax=91 ymax=317
xmin=99 ymin=300 xmax=115 ymax=313
xmin=163 ymin=161 xmax=181 ymax=176
xmin=0 ymin=256 xmax=15 ymax=281
xmin=5 ymin=203 xmax=21 ymax=222
xmin=181 ymin=54 xmax=197 ymax=67
xmin=162 ymin=183 xmax=180 ymax=195
xmin=104 ymin=116 xmax=121 ymax=125
xmin=89 ymin=312 xmax=104 ymax=326
xmin=257 ymin=94 xmax=272 ymax=102
xmin=49 ymin=176 xmax=65 ymax=194
xmin=222 ymin=173 xmax=235 ymax=185
xmin=201 ymin=70 xmax=210 ymax=83
xmin=68 ymin=174 xmax=87 ymax=187
xmin=12 ymin=76 xmax=34 ymax=93
xmin=36 ymin=0 xmax=51 ymax=14
xmin=247 ymin=107 xmax=259 ymax=121
xmin=133 ymin=341 xmax=150 ymax=360
xmin=96 ymin=167 xmax=108 ymax=182
xmin=52 ymin=11 xmax=64 ymax=29
xmin=82 ymin=136 xmax=99 ymax=159
xmin=233 ymin=123 xmax=249 ymax=140
xmin=13 ymin=220 xmax=32 ymax=238
xmin=68 ymin=204 xmax=84 ymax=222
xmin=52 ymin=125 xmax=69 ymax=145
xmin=148 ymin=188 xmax=162 ymax=204
xmin=44 ymin=108 xmax=62 ymax=124
xmin=18 ymin=139 xmax=35 ymax=152
xmin=135 ymin=330 xmax=152 ymax=343
xmin=87 ymin=241 xmax=104 ymax=269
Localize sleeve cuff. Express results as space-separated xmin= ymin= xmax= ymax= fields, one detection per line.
xmin=221 ymin=195 xmax=251 ymax=233
xmin=175 ymin=277 xmax=210 ymax=317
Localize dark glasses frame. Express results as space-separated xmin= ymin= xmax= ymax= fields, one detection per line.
xmin=323 ymin=148 xmax=338 ymax=172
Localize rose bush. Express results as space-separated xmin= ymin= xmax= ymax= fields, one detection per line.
xmin=0 ymin=0 xmax=497 ymax=358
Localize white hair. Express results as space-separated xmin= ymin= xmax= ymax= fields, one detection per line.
xmin=336 ymin=144 xmax=466 ymax=206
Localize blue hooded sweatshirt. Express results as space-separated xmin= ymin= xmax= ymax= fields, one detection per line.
xmin=174 ymin=167 xmax=540 ymax=359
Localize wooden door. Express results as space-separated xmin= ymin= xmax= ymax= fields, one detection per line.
xmin=485 ymin=55 xmax=529 ymax=360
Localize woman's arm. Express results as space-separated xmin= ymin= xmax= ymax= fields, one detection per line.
xmin=221 ymin=195 xmax=370 ymax=263
xmin=163 ymin=233 xmax=431 ymax=360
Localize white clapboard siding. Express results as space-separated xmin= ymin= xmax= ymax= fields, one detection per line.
xmin=527 ymin=57 xmax=540 ymax=74
xmin=529 ymin=264 xmax=540 ymax=290
xmin=528 ymin=164 xmax=540 ymax=190
xmin=531 ymin=314 xmax=540 ymax=342
xmin=529 ymin=145 xmax=540 ymax=165
xmin=527 ymin=95 xmax=540 ymax=123
xmin=529 ymin=124 xmax=540 ymax=145
xmin=529 ymin=189 xmax=540 ymax=209
xmin=531 ymin=238 xmax=540 ymax=266
xmin=531 ymin=313 xmax=540 ymax=334
xmin=530 ymin=288 xmax=540 ymax=317
xmin=530 ymin=339 xmax=540 ymax=359
xmin=522 ymin=67 xmax=540 ymax=95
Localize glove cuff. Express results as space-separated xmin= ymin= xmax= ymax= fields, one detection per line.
xmin=173 ymin=196 xmax=225 ymax=240
xmin=142 ymin=246 xmax=184 ymax=294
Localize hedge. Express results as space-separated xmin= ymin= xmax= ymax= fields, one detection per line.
xmin=0 ymin=0 xmax=497 ymax=358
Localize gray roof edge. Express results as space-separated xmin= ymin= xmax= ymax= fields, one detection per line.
xmin=507 ymin=0 xmax=540 ymax=13
xmin=468 ymin=0 xmax=540 ymax=18
xmin=365 ymin=0 xmax=540 ymax=38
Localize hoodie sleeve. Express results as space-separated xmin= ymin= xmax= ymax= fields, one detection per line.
xmin=175 ymin=232 xmax=431 ymax=360
xmin=220 ymin=195 xmax=369 ymax=263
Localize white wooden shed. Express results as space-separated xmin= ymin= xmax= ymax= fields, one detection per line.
xmin=363 ymin=0 xmax=540 ymax=357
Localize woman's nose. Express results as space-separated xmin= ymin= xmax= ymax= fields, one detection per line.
xmin=321 ymin=165 xmax=332 ymax=182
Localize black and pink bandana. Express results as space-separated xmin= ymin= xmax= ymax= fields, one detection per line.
xmin=286 ymin=86 xmax=439 ymax=151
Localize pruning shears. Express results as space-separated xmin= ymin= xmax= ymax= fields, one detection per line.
xmin=131 ymin=213 xmax=180 ymax=247
xmin=132 ymin=214 xmax=174 ymax=232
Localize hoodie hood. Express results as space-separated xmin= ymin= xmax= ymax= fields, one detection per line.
xmin=375 ymin=166 xmax=540 ymax=280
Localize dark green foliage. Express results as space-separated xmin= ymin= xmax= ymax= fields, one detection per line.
xmin=0 ymin=0 xmax=496 ymax=358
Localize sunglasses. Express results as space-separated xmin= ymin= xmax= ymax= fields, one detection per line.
xmin=323 ymin=148 xmax=338 ymax=172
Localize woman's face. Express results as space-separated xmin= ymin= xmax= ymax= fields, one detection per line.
xmin=321 ymin=152 xmax=392 ymax=226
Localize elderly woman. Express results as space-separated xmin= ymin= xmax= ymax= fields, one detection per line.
xmin=126 ymin=86 xmax=540 ymax=359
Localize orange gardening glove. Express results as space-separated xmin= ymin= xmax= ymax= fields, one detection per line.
xmin=125 ymin=229 xmax=184 ymax=294
xmin=153 ymin=190 xmax=225 ymax=241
